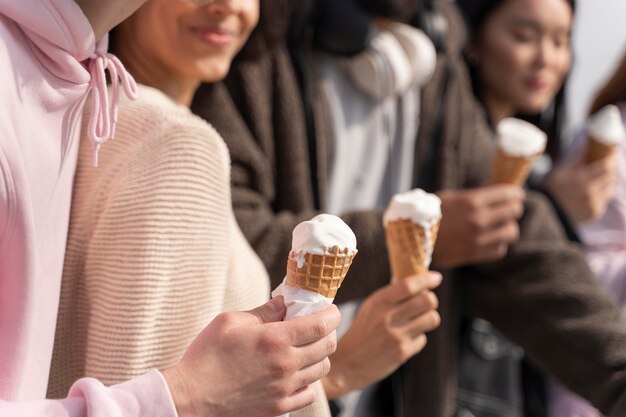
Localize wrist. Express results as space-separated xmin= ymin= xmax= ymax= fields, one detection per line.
xmin=162 ymin=366 xmax=203 ymax=417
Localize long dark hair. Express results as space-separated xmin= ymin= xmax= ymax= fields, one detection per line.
xmin=354 ymin=0 xmax=423 ymax=21
xmin=234 ymin=0 xmax=291 ymax=61
xmin=456 ymin=0 xmax=576 ymax=160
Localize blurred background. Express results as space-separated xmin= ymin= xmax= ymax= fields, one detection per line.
xmin=564 ymin=0 xmax=626 ymax=133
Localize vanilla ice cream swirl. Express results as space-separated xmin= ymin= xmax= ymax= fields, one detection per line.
xmin=291 ymin=214 xmax=357 ymax=268
xmin=588 ymin=104 xmax=626 ymax=145
xmin=383 ymin=189 xmax=442 ymax=227
xmin=497 ymin=118 xmax=547 ymax=157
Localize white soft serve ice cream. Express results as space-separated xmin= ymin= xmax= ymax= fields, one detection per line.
xmin=291 ymin=214 xmax=357 ymax=267
xmin=497 ymin=118 xmax=547 ymax=157
xmin=588 ymin=104 xmax=626 ymax=145
xmin=383 ymin=189 xmax=442 ymax=226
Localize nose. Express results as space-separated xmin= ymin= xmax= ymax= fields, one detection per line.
xmin=534 ymin=39 xmax=549 ymax=68
xmin=535 ymin=37 xmax=565 ymax=70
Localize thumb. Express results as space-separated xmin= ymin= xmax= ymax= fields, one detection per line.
xmin=248 ymin=296 xmax=286 ymax=324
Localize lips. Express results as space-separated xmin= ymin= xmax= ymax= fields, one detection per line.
xmin=525 ymin=76 xmax=550 ymax=91
xmin=191 ymin=26 xmax=237 ymax=47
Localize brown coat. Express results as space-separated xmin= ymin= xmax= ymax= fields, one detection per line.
xmin=191 ymin=2 xmax=626 ymax=416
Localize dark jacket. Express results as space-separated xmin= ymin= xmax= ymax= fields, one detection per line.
xmin=192 ymin=1 xmax=626 ymax=416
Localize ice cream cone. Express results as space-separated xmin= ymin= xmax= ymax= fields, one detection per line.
xmin=490 ymin=148 xmax=538 ymax=186
xmin=587 ymin=136 xmax=617 ymax=164
xmin=385 ymin=218 xmax=440 ymax=280
xmin=489 ymin=118 xmax=546 ymax=186
xmin=285 ymin=246 xmax=357 ymax=298
xmin=586 ymin=105 xmax=625 ymax=164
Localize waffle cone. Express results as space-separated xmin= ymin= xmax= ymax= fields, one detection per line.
xmin=385 ymin=219 xmax=440 ymax=280
xmin=587 ymin=136 xmax=616 ymax=164
xmin=285 ymin=246 xmax=357 ymax=298
xmin=490 ymin=148 xmax=537 ymax=186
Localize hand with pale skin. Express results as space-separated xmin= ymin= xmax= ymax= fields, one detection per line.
xmin=162 ymin=296 xmax=341 ymax=417
xmin=433 ymin=185 xmax=525 ymax=268
xmin=543 ymin=150 xmax=617 ymax=224
xmin=322 ymin=273 xmax=442 ymax=399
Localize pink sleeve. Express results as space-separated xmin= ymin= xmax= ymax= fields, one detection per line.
xmin=0 ymin=370 xmax=178 ymax=417
xmin=585 ymin=249 xmax=626 ymax=310
xmin=548 ymin=380 xmax=601 ymax=417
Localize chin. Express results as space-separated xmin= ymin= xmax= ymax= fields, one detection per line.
xmin=520 ymin=90 xmax=561 ymax=113
xmin=518 ymin=100 xmax=552 ymax=115
xmin=197 ymin=62 xmax=231 ymax=84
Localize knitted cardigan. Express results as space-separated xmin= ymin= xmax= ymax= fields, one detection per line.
xmin=47 ymin=85 xmax=330 ymax=417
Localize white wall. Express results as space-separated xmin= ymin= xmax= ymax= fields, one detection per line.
xmin=566 ymin=0 xmax=626 ymax=134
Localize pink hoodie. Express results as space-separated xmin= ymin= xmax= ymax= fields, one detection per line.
xmin=0 ymin=0 xmax=176 ymax=415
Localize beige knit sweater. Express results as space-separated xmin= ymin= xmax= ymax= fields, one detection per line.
xmin=47 ymin=85 xmax=330 ymax=417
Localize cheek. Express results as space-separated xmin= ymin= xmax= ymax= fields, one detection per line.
xmin=137 ymin=17 xmax=183 ymax=67
xmin=555 ymin=51 xmax=572 ymax=81
xmin=489 ymin=40 xmax=535 ymax=76
xmin=543 ymin=50 xmax=571 ymax=98
xmin=479 ymin=41 xmax=534 ymax=89
xmin=242 ymin=5 xmax=260 ymax=35
xmin=135 ymin=3 xmax=188 ymax=62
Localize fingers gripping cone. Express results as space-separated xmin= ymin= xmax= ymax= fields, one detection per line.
xmin=384 ymin=190 xmax=442 ymax=280
xmin=586 ymin=105 xmax=625 ymax=164
xmin=489 ymin=118 xmax=547 ymax=186
xmin=275 ymin=214 xmax=358 ymax=417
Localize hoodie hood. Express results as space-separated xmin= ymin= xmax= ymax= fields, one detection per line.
xmin=0 ymin=0 xmax=138 ymax=165
xmin=0 ymin=0 xmax=99 ymax=83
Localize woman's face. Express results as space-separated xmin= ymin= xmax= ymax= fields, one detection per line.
xmin=121 ymin=0 xmax=259 ymax=83
xmin=471 ymin=0 xmax=573 ymax=115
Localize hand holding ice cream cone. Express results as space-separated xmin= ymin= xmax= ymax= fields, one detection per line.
xmin=490 ymin=118 xmax=547 ymax=186
xmin=586 ymin=104 xmax=625 ymax=164
xmin=384 ymin=189 xmax=442 ymax=280
xmin=272 ymin=214 xmax=357 ymax=417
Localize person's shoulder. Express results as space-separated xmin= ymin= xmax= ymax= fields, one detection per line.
xmin=118 ymin=85 xmax=209 ymax=132
xmin=118 ymin=86 xmax=230 ymax=164
xmin=80 ymin=84 xmax=229 ymax=179
xmin=113 ymin=84 xmax=227 ymax=155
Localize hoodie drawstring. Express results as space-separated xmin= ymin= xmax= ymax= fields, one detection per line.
xmin=87 ymin=51 xmax=139 ymax=167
